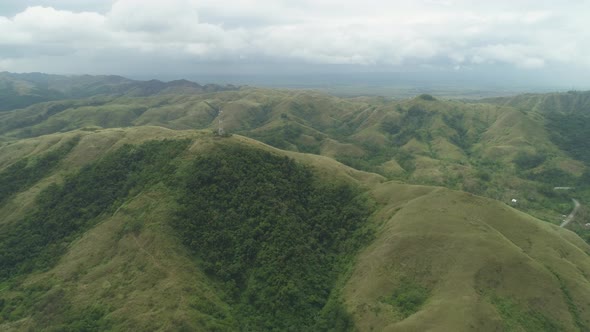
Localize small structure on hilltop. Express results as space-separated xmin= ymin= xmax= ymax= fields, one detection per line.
xmin=212 ymin=110 xmax=231 ymax=137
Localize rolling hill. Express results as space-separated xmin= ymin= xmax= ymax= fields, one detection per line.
xmin=1 ymin=85 xmax=586 ymax=224
xmin=1 ymin=74 xmax=590 ymax=331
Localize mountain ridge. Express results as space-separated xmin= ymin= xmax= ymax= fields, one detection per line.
xmin=0 ymin=72 xmax=239 ymax=111
xmin=1 ymin=83 xmax=585 ymax=223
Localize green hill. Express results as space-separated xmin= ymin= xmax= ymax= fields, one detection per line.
xmin=1 ymin=74 xmax=590 ymax=331
xmin=1 ymin=85 xmax=585 ymax=225
xmin=346 ymin=183 xmax=590 ymax=331
xmin=0 ymin=128 xmax=589 ymax=331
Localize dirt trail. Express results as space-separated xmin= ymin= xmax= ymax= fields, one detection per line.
xmin=560 ymin=199 xmax=580 ymax=228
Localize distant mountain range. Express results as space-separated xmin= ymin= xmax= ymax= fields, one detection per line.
xmin=0 ymin=72 xmax=239 ymax=111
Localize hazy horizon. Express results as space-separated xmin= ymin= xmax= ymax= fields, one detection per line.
xmin=1 ymin=0 xmax=589 ymax=92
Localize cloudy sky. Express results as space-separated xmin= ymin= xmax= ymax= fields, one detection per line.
xmin=0 ymin=0 xmax=589 ymax=88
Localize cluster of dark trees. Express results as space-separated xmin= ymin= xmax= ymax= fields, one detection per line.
xmin=173 ymin=145 xmax=372 ymax=330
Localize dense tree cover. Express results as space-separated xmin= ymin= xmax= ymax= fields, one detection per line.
xmin=417 ymin=94 xmax=436 ymax=101
xmin=546 ymin=113 xmax=590 ymax=166
xmin=442 ymin=112 xmax=472 ymax=150
xmin=526 ymin=168 xmax=577 ymax=187
xmin=513 ymin=151 xmax=547 ymax=170
xmin=382 ymin=105 xmax=434 ymax=146
xmin=0 ymin=136 xmax=80 ymax=205
xmin=0 ymin=139 xmax=191 ymax=281
xmin=173 ymin=145 xmax=372 ymax=331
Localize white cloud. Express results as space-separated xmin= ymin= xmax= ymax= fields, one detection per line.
xmin=0 ymin=58 xmax=15 ymax=70
xmin=473 ymin=44 xmax=547 ymax=69
xmin=0 ymin=6 xmax=107 ymax=47
xmin=0 ymin=0 xmax=589 ymax=75
xmin=107 ymin=0 xmax=198 ymax=33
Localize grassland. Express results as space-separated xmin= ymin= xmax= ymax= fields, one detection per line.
xmin=345 ymin=183 xmax=590 ymax=331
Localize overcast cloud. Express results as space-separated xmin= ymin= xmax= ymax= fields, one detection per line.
xmin=0 ymin=0 xmax=589 ymax=87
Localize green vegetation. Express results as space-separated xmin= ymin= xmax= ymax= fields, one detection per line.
xmin=0 ymin=139 xmax=190 ymax=281
xmin=0 ymin=136 xmax=79 ymax=205
xmin=383 ymin=278 xmax=430 ymax=318
xmin=0 ymin=84 xmax=64 ymax=111
xmin=0 ymin=278 xmax=113 ymax=330
xmin=345 ymin=184 xmax=590 ymax=331
xmin=513 ymin=151 xmax=547 ymax=170
xmin=0 ymin=134 xmax=374 ymax=330
xmin=546 ymin=113 xmax=590 ymax=166
xmin=245 ymin=123 xmax=307 ymax=151
xmin=483 ymin=90 xmax=590 ymax=115
xmin=442 ymin=112 xmax=471 ymax=149
xmin=492 ymin=296 xmax=561 ymax=331
xmin=1 ymin=139 xmax=191 ymax=328
xmin=336 ymin=104 xmax=440 ymax=176
xmin=525 ymin=168 xmax=577 ymax=187
xmin=0 ymin=72 xmax=238 ymax=112
xmin=551 ymin=271 xmax=588 ymax=331
xmin=389 ymin=105 xmax=434 ymax=146
xmin=173 ymin=145 xmax=372 ymax=330
xmin=417 ymin=94 xmax=436 ymax=101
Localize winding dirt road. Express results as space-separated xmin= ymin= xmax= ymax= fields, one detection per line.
xmin=560 ymin=198 xmax=580 ymax=228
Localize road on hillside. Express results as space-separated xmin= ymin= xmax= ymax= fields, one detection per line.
xmin=560 ymin=199 xmax=580 ymax=228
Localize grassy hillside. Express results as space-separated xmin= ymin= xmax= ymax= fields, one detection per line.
xmin=482 ymin=90 xmax=590 ymax=225
xmin=0 ymin=128 xmax=589 ymax=331
xmin=346 ymin=183 xmax=590 ymax=331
